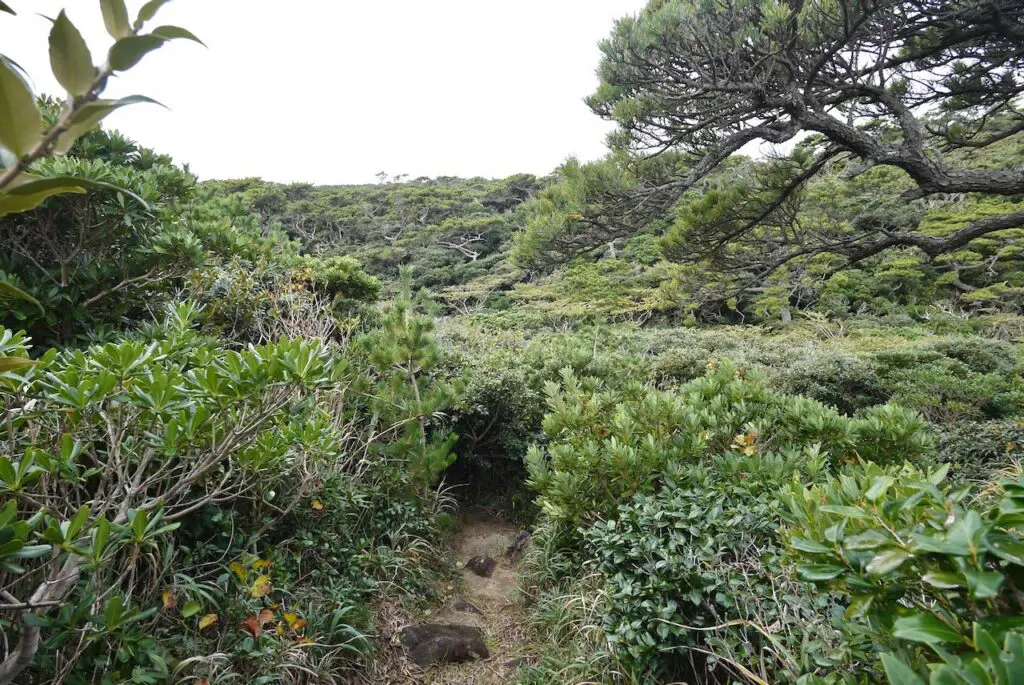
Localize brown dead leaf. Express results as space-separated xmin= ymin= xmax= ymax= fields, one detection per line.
xmin=241 ymin=615 xmax=262 ymax=637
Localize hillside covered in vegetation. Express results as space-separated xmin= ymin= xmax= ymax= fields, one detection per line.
xmin=1 ymin=1 xmax=1023 ymax=684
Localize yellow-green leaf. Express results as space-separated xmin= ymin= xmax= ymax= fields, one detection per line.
xmin=99 ymin=0 xmax=131 ymax=39
xmin=0 ymin=280 xmax=42 ymax=312
xmin=0 ymin=175 xmax=150 ymax=217
xmin=0 ymin=177 xmax=86 ymax=216
xmin=0 ymin=56 xmax=42 ymax=157
xmin=49 ymin=11 xmax=95 ymax=97
xmin=197 ymin=613 xmax=218 ymax=630
xmin=228 ymin=561 xmax=246 ymax=581
xmin=249 ymin=574 xmax=271 ymax=598
xmin=0 ymin=357 xmax=40 ymax=372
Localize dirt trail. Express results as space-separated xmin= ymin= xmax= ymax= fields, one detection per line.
xmin=426 ymin=507 xmax=531 ymax=684
xmin=367 ymin=507 xmax=533 ymax=684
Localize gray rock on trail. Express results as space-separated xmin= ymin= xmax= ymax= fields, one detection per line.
xmin=465 ymin=555 xmax=497 ymax=578
xmin=506 ymin=530 xmax=531 ymax=563
xmin=401 ymin=623 xmax=489 ymax=667
xmin=453 ymin=598 xmax=483 ymax=615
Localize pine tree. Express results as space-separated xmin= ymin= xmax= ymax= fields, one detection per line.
xmin=359 ymin=267 xmax=458 ymax=489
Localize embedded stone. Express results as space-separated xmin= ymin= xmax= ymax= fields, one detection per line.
xmin=401 ymin=623 xmax=489 ymax=667
xmin=465 ymin=555 xmax=497 ymax=578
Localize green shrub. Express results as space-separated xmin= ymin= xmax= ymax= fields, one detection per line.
xmin=783 ymin=463 xmax=1024 ymax=683
xmin=0 ymin=290 xmax=460 ymax=681
xmin=0 ymin=302 xmax=352 ymax=682
xmin=781 ymin=349 xmax=884 ymax=414
xmin=583 ymin=462 xmax=841 ymax=682
xmin=651 ymin=346 xmax=712 ymax=384
xmin=850 ymin=404 xmax=935 ymax=465
xmin=526 ymin=371 xmax=704 ymax=525
xmin=522 ymin=358 xmax=939 ymax=682
xmin=919 ymin=336 xmax=1020 ymax=376
xmin=871 ymin=346 xmax=1024 ymax=422
xmin=527 ymin=362 xmax=932 ymax=530
xmin=939 ymin=419 xmax=1024 ymax=481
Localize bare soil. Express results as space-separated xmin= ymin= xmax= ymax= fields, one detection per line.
xmin=362 ymin=507 xmax=532 ymax=684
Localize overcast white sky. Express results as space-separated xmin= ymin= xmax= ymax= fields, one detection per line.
xmin=0 ymin=0 xmax=646 ymax=184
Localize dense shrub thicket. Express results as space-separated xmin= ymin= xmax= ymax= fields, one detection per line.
xmin=3 ymin=118 xmax=1023 ymax=685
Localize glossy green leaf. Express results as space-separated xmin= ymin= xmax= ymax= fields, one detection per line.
xmin=13 ymin=544 xmax=50 ymax=559
xmin=845 ymin=529 xmax=891 ymax=550
xmin=42 ymin=523 xmax=65 ymax=545
xmin=866 ymin=475 xmax=895 ymax=502
xmin=796 ymin=563 xmax=846 ymax=581
xmin=0 ymin=56 xmax=41 ymax=157
xmin=181 ymin=599 xmax=201 ymax=618
xmin=974 ymin=624 xmax=1009 ymax=685
xmin=67 ymin=505 xmax=90 ymax=540
xmin=962 ymin=568 xmax=1004 ymax=600
xmin=927 ymin=659 xmax=971 ymax=685
xmin=978 ymin=617 xmax=1024 ymax=644
xmin=880 ymin=654 xmax=926 ymax=685
xmin=150 ymin=25 xmax=205 ymax=46
xmin=92 ymin=517 xmax=110 ymax=558
xmin=0 ymin=458 xmax=16 ymax=485
xmin=0 ymin=176 xmax=87 ymax=215
xmin=131 ymin=508 xmax=148 ymax=540
xmin=865 ymin=548 xmax=911 ymax=575
xmin=892 ymin=612 xmax=964 ymax=645
xmin=0 ymin=500 xmax=15 ymax=526
xmin=99 ymin=0 xmax=131 ymax=39
xmin=108 ymin=34 xmax=165 ymax=71
xmin=922 ymin=571 xmax=963 ymax=589
xmin=928 ymin=463 xmax=951 ymax=486
xmin=1005 ymin=633 xmax=1024 ymax=685
xmin=49 ymin=11 xmax=95 ymax=97
xmin=911 ymin=532 xmax=968 ymax=556
xmin=819 ymin=504 xmax=870 ymax=519
xmin=845 ymin=593 xmax=874 ymax=619
xmin=946 ymin=511 xmax=986 ymax=553
xmin=789 ymin=536 xmax=831 ymax=554
xmin=987 ymin=536 xmax=1024 ymax=566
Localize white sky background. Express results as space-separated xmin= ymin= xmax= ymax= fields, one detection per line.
xmin=0 ymin=0 xmax=648 ymax=184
